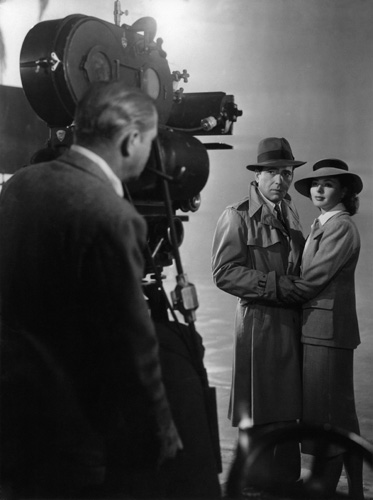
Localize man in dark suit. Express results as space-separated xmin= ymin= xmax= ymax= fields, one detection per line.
xmin=0 ymin=81 xmax=182 ymax=498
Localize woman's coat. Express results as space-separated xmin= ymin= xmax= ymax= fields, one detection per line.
xmin=295 ymin=211 xmax=361 ymax=349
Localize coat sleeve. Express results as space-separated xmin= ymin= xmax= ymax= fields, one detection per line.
xmin=81 ymin=207 xmax=173 ymax=433
xmin=294 ymin=219 xmax=357 ymax=301
xmin=211 ymin=207 xmax=277 ymax=302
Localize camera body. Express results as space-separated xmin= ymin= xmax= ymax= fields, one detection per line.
xmin=19 ymin=9 xmax=241 ymax=274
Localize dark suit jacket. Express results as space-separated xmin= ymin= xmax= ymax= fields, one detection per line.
xmin=295 ymin=211 xmax=361 ymax=349
xmin=0 ymin=150 xmax=172 ymax=468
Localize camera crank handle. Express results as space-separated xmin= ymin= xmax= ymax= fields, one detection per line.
xmin=171 ymin=273 xmax=199 ymax=324
xmin=152 ymin=138 xmax=199 ymax=324
xmin=145 ymin=165 xmax=186 ymax=183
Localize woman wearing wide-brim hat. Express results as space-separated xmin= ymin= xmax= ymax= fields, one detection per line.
xmin=293 ymin=159 xmax=364 ymax=498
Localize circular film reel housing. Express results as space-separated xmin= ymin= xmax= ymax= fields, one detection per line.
xmin=20 ymin=15 xmax=174 ymax=127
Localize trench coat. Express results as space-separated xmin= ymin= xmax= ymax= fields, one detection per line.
xmin=295 ymin=211 xmax=361 ymax=349
xmin=0 ymin=150 xmax=174 ymax=495
xmin=211 ymin=182 xmax=305 ymax=426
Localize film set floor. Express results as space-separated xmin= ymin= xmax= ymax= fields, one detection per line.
xmin=190 ymin=279 xmax=373 ymax=499
xmin=214 ymin=389 xmax=373 ymax=499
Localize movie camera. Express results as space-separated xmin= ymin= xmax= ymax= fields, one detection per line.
xmin=19 ymin=1 xmax=242 ymax=323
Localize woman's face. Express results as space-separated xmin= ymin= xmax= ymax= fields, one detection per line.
xmin=310 ymin=177 xmax=346 ymax=213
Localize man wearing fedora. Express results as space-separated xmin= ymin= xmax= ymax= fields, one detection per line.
xmin=212 ymin=137 xmax=306 ymax=486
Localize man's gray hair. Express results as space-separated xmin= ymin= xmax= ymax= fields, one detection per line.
xmin=74 ymin=81 xmax=157 ymax=145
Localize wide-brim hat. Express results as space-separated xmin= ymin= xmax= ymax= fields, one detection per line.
xmin=246 ymin=137 xmax=306 ymax=171
xmin=294 ymin=158 xmax=363 ymax=197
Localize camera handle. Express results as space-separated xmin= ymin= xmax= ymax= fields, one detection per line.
xmin=124 ymin=142 xmax=207 ymax=385
xmin=152 ymin=138 xmax=199 ymax=326
xmin=122 ymin=139 xmax=198 ymax=326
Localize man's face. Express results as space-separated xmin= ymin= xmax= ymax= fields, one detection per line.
xmin=255 ymin=166 xmax=294 ymax=203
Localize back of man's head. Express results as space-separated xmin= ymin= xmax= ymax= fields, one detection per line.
xmin=74 ymin=81 xmax=157 ymax=147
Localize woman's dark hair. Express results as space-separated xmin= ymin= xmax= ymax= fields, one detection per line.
xmin=339 ymin=174 xmax=360 ymax=216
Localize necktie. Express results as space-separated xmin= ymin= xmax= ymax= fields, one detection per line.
xmin=274 ymin=204 xmax=289 ymax=234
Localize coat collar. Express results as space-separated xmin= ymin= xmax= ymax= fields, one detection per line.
xmin=248 ymin=181 xmax=295 ymax=220
xmin=70 ymin=145 xmax=123 ymax=197
xmin=58 ymin=149 xmax=117 ymax=191
xmin=311 ymin=210 xmax=350 ymax=240
xmin=318 ymin=203 xmax=346 ymax=226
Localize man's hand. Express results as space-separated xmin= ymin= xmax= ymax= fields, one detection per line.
xmin=157 ymin=420 xmax=183 ymax=466
xmin=277 ymin=275 xmax=307 ymax=304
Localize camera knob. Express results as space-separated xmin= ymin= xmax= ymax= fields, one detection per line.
xmin=172 ymin=69 xmax=190 ymax=83
xmin=200 ymin=116 xmax=218 ymax=131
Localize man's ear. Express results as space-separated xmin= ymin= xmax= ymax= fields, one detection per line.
xmin=121 ymin=129 xmax=140 ymax=157
xmin=120 ymin=137 xmax=130 ymax=157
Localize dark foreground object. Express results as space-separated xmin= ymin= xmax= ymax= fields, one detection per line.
xmin=0 ymin=321 xmax=221 ymax=499
xmin=226 ymin=422 xmax=373 ymax=499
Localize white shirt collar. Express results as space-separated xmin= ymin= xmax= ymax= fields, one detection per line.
xmin=318 ymin=203 xmax=346 ymax=226
xmin=71 ymin=144 xmax=124 ymax=197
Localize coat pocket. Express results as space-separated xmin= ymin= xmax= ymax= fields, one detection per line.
xmin=302 ymin=298 xmax=334 ymax=340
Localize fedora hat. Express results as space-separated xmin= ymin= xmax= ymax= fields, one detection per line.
xmin=246 ymin=137 xmax=306 ymax=171
xmin=294 ymin=158 xmax=363 ymax=197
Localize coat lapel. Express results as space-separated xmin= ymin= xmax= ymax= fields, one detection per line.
xmin=302 ymin=223 xmax=324 ymax=270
